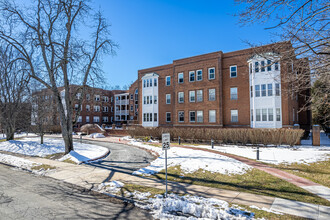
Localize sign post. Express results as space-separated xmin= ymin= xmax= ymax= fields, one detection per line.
xmin=162 ymin=133 xmax=170 ymax=198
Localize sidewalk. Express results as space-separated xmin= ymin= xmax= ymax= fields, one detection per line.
xmin=8 ymin=155 xmax=329 ymax=219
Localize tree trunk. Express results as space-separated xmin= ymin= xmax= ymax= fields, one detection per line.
xmin=40 ymin=133 xmax=44 ymax=144
xmin=5 ymin=126 xmax=15 ymax=141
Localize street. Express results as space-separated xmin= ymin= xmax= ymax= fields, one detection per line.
xmin=0 ymin=164 xmax=152 ymax=219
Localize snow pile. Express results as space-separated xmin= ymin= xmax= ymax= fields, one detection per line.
xmin=131 ymin=141 xmax=251 ymax=176
xmin=98 ymin=181 xmax=124 ymax=193
xmin=135 ymin=193 xmax=255 ymax=220
xmin=0 ymin=137 xmax=108 ymax=163
xmin=88 ymin=133 xmax=106 ymax=138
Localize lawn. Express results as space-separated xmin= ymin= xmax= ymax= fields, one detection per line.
xmin=150 ymin=165 xmax=330 ymax=206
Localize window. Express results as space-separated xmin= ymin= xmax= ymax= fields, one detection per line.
xmin=78 ymin=116 xmax=82 ymax=123
xmin=189 ymin=71 xmax=195 ymax=82
xmin=86 ymin=94 xmax=90 ymax=100
xmin=261 ymin=60 xmax=265 ymax=72
xmin=143 ymin=113 xmax=146 ymax=122
xmin=250 ymin=86 xmax=253 ymax=97
xmin=275 ymin=83 xmax=280 ymax=96
xmin=86 ymin=105 xmax=90 ymax=112
xmin=94 ymin=106 xmax=100 ymax=112
xmin=178 ymin=111 xmax=184 ymax=122
xmin=262 ymin=109 xmax=267 ymax=121
xmin=197 ymin=70 xmax=202 ymax=81
xmin=230 ymin=87 xmax=238 ymax=100
xmin=276 ymin=108 xmax=281 ymax=121
xmin=150 ymin=95 xmax=152 ymax=104
xmin=86 ymin=116 xmax=90 ymax=123
xmin=130 ymin=105 xmax=133 ymax=111
xmin=275 ymin=62 xmax=279 ymax=71
xmin=178 ymin=92 xmax=184 ymax=103
xmin=197 ymin=90 xmax=203 ymax=102
xmin=143 ymin=96 xmax=146 ymax=104
xmin=95 ymin=95 xmax=100 ymax=101
xmin=166 ymin=94 xmax=171 ymax=104
xmin=261 ymin=84 xmax=266 ymax=96
xmin=147 ymin=96 xmax=149 ymax=104
xmin=208 ymin=67 xmax=215 ymax=80
xmin=111 ymin=97 xmax=113 ymax=102
xmin=76 ymin=93 xmax=81 ymax=99
xmin=255 ymin=85 xmax=260 ymax=97
xmin=178 ymin=73 xmax=184 ymax=84
xmin=231 ymin=110 xmax=238 ymax=122
xmin=197 ymin=111 xmax=203 ymax=122
xmin=208 ymin=89 xmax=216 ymax=101
xmin=256 ymin=109 xmax=261 ymax=121
xmin=209 ymin=110 xmax=216 ymax=123
xmin=103 ymin=106 xmax=109 ymax=112
xmin=146 ymin=79 xmax=149 ymax=87
xmin=189 ymin=111 xmax=196 ymax=122
xmin=103 ymin=96 xmax=109 ymax=102
xmin=251 ymin=109 xmax=253 ymax=121
xmin=255 ymin=62 xmax=259 ymax=72
xmin=154 ymin=78 xmax=157 ymax=87
xmin=93 ymin=116 xmax=100 ymax=122
xmin=154 ymin=96 xmax=157 ymax=104
xmin=267 ymin=60 xmax=272 ymax=71
xmin=154 ymin=113 xmax=157 ymax=122
xmin=230 ymin=66 xmax=237 ymax=78
xmin=143 ymin=80 xmax=146 ymax=88
xmin=130 ymin=94 xmax=133 ymax=100
xmin=268 ymin=108 xmax=273 ymax=121
xmin=249 ymin=63 xmax=252 ymax=74
xmin=267 ymin=84 xmax=273 ymax=96
xmin=166 ymin=112 xmax=171 ymax=122
xmin=166 ymin=76 xmax=171 ymax=86
xmin=189 ymin=91 xmax=195 ymax=102
xmin=111 ymin=107 xmax=113 ymax=112
xmin=103 ymin=117 xmax=108 ymax=122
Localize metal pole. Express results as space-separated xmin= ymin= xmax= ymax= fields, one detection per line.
xmin=178 ymin=136 xmax=181 ymax=145
xmin=211 ymin=139 xmax=214 ymax=149
xmin=257 ymin=147 xmax=259 ymax=160
xmin=165 ymin=147 xmax=168 ymax=198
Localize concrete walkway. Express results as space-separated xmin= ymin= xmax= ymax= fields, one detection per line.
xmin=5 ymin=154 xmax=328 ymax=220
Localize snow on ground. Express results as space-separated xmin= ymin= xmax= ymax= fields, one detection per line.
xmin=88 ymin=133 xmax=106 ymax=138
xmin=130 ymin=141 xmax=252 ymax=176
xmin=98 ymin=180 xmax=124 ymax=193
xmin=0 ymin=133 xmax=37 ymax=140
xmin=0 ymin=137 xmax=108 ymax=163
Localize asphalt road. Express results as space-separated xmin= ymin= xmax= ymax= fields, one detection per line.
xmin=77 ymin=139 xmax=156 ymax=175
xmin=0 ymin=164 xmax=152 ymax=219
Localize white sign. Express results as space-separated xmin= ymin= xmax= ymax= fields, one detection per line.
xmin=162 ymin=133 xmax=170 ymax=150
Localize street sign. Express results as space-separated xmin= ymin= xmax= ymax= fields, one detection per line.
xmin=162 ymin=133 xmax=170 ymax=150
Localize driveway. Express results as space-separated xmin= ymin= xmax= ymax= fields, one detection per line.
xmin=0 ymin=164 xmax=152 ymax=219
xmin=76 ymin=139 xmax=155 ymax=174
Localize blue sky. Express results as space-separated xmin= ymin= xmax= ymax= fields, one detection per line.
xmin=95 ymin=0 xmax=278 ymax=88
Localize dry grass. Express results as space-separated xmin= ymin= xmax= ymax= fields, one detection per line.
xmin=62 ymin=158 xmax=77 ymax=164
xmin=31 ymin=164 xmax=56 ymax=170
xmin=44 ymin=153 xmax=65 ymax=160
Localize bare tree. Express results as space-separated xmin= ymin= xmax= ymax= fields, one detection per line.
xmin=235 ymin=0 xmax=329 ymax=126
xmin=0 ymin=44 xmax=30 ymax=140
xmin=0 ymin=0 xmax=116 ymax=153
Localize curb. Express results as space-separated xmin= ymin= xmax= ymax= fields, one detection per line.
xmin=83 ymin=149 xmax=111 ymax=164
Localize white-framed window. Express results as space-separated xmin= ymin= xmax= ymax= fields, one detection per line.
xmin=268 ymin=108 xmax=274 ymax=121
xmin=197 ymin=111 xmax=203 ymax=123
xmin=189 ymin=91 xmax=195 ymax=102
xmin=261 ymin=84 xmax=266 ymax=97
xmin=178 ymin=111 xmax=184 ymax=122
xmin=103 ymin=96 xmax=109 ymax=102
xmin=78 ymin=116 xmax=82 ymax=122
xmin=154 ymin=96 xmax=157 ymax=104
xmin=267 ymin=60 xmax=272 ymax=71
xmin=276 ymin=108 xmax=281 ymax=121
xmin=230 ymin=65 xmax=237 ymax=78
xmin=208 ymin=67 xmax=215 ymax=80
xmin=154 ymin=78 xmax=157 ymax=87
xmin=166 ymin=112 xmax=171 ymax=122
xmin=130 ymin=105 xmax=133 ymax=111
xmin=178 ymin=92 xmax=184 ymax=103
xmin=251 ymin=109 xmax=253 ymax=121
xmin=149 ymin=79 xmax=153 ymax=87
xmin=130 ymin=94 xmax=133 ymax=100
xmin=178 ymin=73 xmax=184 ymax=84
xmin=166 ymin=76 xmax=171 ymax=86
xmin=93 ymin=116 xmax=100 ymax=122
xmin=256 ymin=109 xmax=261 ymax=121
xmin=143 ymin=96 xmax=146 ymax=104
xmin=208 ymin=88 xmax=216 ymax=101
xmin=189 ymin=71 xmax=195 ymax=82
xmin=76 ymin=93 xmax=81 ymax=99
xmin=102 ymin=116 xmax=108 ymax=122
xmin=149 ymin=95 xmax=152 ymax=104
xmin=197 ymin=90 xmax=203 ymax=102
xmin=262 ymin=109 xmax=267 ymax=121
xmin=249 ymin=63 xmax=253 ymax=74
xmin=230 ymin=87 xmax=238 ymax=100
xmin=255 ymin=85 xmax=260 ymax=97
xmin=103 ymin=106 xmax=109 ymax=112
xmin=154 ymin=113 xmax=157 ymax=122
xmin=86 ymin=94 xmax=90 ymax=100
xmin=94 ymin=105 xmax=100 ymax=112
xmin=209 ymin=110 xmax=216 ymax=123
xmin=74 ymin=104 xmax=79 ymax=111
xmin=261 ymin=60 xmax=265 ymax=72
xmin=166 ymin=94 xmax=171 ymax=104
xmin=231 ymin=110 xmax=238 ymax=122
xmin=275 ymin=62 xmax=279 ymax=71
xmin=86 ymin=116 xmax=90 ymax=123
xmin=255 ymin=61 xmax=259 ymax=72
xmin=275 ymin=83 xmax=280 ymax=96
xmin=95 ymin=95 xmax=100 ymax=101
xmin=250 ymin=86 xmax=253 ymax=97
xmin=196 ymin=69 xmax=202 ymax=81
xmin=267 ymin=84 xmax=273 ymax=96
xmin=189 ymin=111 xmax=196 ymax=122
xmin=143 ymin=79 xmax=146 ymax=88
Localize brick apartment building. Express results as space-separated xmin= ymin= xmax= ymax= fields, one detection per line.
xmin=137 ymin=42 xmax=311 ymax=130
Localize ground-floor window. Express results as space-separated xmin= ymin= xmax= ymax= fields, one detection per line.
xmin=230 ymin=110 xmax=238 ymax=122
xmin=166 ymin=112 xmax=171 ymax=122
xmin=209 ymin=110 xmax=216 ymax=123
xmin=189 ymin=111 xmax=195 ymax=122
xmin=178 ymin=111 xmax=184 ymax=122
xmin=197 ymin=111 xmax=203 ymax=122
xmin=93 ymin=116 xmax=100 ymax=122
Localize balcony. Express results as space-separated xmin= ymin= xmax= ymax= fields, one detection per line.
xmin=115 ymin=99 xmax=129 ymax=105
xmin=115 ymin=110 xmax=129 ymax=115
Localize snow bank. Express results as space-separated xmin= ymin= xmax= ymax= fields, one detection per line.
xmin=98 ymin=181 xmax=124 ymax=193
xmin=0 ymin=137 xmax=108 ymax=163
xmin=0 ymin=153 xmax=38 ymax=169
xmin=130 ymin=141 xmax=251 ymax=176
xmin=88 ymin=133 xmax=106 ymax=138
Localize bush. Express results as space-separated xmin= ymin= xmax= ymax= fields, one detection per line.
xmin=127 ymin=127 xmax=304 ymax=146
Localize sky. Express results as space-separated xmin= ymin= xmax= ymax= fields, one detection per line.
xmin=94 ymin=0 xmax=279 ymax=88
